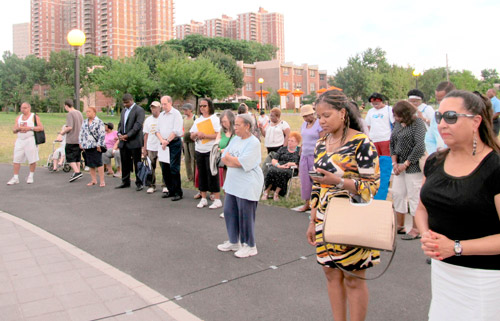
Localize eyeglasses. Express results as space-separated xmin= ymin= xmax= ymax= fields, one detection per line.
xmin=435 ymin=111 xmax=475 ymax=124
xmin=199 ymin=104 xmax=208 ymax=108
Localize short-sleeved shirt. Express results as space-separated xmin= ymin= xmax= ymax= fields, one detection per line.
xmin=222 ymin=135 xmax=264 ymax=201
xmin=491 ymin=96 xmax=500 ymax=116
xmin=105 ymin=130 xmax=118 ymax=150
xmin=421 ymin=151 xmax=500 ymax=270
xmin=190 ymin=114 xmax=221 ymax=153
xmin=143 ymin=115 xmax=160 ymax=152
xmin=365 ymin=105 xmax=394 ymax=142
xmin=66 ymin=109 xmax=83 ymax=144
xmin=389 ymin=118 xmax=426 ymax=173
xmin=417 ymin=103 xmax=435 ymax=128
xmin=300 ymin=119 xmax=322 ymax=156
xmin=264 ymin=120 xmax=290 ymax=148
xmin=157 ymin=108 xmax=183 ymax=142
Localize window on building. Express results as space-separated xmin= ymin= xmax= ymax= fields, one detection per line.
xmin=310 ymin=83 xmax=316 ymax=92
xmin=320 ymin=74 xmax=325 ymax=81
xmin=295 ymin=69 xmax=302 ymax=75
xmin=283 ymin=81 xmax=289 ymax=90
xmin=246 ymin=83 xmax=253 ymax=91
xmin=295 ymin=82 xmax=302 ymax=89
xmin=245 ymin=68 xmax=252 ymax=76
xmin=283 ymin=67 xmax=289 ymax=76
xmin=310 ymin=70 xmax=316 ymax=78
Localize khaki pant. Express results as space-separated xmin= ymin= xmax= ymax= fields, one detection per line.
xmin=183 ymin=140 xmax=195 ymax=181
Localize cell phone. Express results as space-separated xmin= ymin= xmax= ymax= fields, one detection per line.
xmin=309 ymin=170 xmax=324 ymax=178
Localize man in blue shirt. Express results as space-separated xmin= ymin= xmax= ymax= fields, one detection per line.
xmin=425 ymin=81 xmax=455 ymax=154
xmin=487 ymin=88 xmax=500 ymax=135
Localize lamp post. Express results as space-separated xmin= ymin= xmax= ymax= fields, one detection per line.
xmin=412 ymin=69 xmax=421 ymax=89
xmin=258 ymin=78 xmax=264 ymax=110
xmin=67 ymin=29 xmax=86 ymax=111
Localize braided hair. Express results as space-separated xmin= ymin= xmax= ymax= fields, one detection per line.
xmin=315 ymin=89 xmax=362 ymax=144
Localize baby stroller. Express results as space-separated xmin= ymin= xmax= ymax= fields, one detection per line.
xmin=46 ymin=140 xmax=71 ymax=172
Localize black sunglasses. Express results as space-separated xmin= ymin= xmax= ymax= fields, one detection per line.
xmin=435 ymin=111 xmax=475 ymax=125
xmin=199 ymin=104 xmax=208 ymax=107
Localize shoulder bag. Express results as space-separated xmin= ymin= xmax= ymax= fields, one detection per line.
xmin=322 ymin=190 xmax=397 ymax=280
xmin=33 ymin=112 xmax=46 ymax=145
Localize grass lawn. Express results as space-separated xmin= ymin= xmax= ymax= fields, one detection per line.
xmin=0 ymin=111 xmax=307 ymax=209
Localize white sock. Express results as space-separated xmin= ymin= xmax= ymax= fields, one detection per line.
xmin=28 ymin=172 xmax=34 ymax=178
xmin=13 ymin=175 xmax=19 ymax=179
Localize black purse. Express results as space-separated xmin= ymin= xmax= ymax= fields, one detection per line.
xmin=33 ymin=112 xmax=46 ymax=145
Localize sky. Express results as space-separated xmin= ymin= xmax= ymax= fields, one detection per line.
xmin=1 ymin=0 xmax=499 ymax=78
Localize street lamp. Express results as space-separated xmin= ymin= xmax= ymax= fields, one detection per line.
xmin=258 ymin=78 xmax=264 ymax=110
xmin=412 ymin=69 xmax=422 ymax=89
xmin=67 ymin=29 xmax=86 ymax=111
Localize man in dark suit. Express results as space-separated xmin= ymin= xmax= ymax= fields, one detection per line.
xmin=116 ymin=93 xmax=145 ymax=190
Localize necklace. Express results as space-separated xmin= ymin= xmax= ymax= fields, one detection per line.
xmin=327 ymin=135 xmax=342 ymax=145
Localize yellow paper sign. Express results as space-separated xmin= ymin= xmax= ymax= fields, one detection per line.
xmin=197 ymin=118 xmax=215 ymax=144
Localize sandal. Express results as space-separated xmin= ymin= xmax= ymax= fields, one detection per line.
xmin=273 ymin=193 xmax=280 ymax=201
xmin=261 ymin=192 xmax=268 ymax=201
xmin=401 ymin=233 xmax=421 ymax=240
xmin=99 ymin=182 xmax=106 ymax=187
xmin=87 ymin=182 xmax=97 ymax=186
xmin=397 ymin=227 xmax=406 ymax=235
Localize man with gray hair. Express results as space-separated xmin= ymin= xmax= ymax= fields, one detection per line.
xmin=156 ymin=96 xmax=184 ymax=201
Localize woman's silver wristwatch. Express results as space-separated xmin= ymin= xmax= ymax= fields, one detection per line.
xmin=336 ymin=178 xmax=345 ymax=189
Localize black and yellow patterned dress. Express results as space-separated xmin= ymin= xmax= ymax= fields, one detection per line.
xmin=311 ymin=132 xmax=381 ymax=271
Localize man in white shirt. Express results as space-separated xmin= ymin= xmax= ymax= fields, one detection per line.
xmin=142 ymin=101 xmax=161 ymax=194
xmin=365 ymin=92 xmax=394 ymax=201
xmin=365 ymin=92 xmax=394 ymax=157
xmin=155 ymin=95 xmax=184 ymax=201
xmin=407 ymin=89 xmax=434 ymax=128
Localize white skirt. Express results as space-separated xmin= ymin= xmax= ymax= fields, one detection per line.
xmin=429 ymin=260 xmax=500 ymax=321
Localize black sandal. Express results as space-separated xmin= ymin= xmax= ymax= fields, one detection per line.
xmin=397 ymin=227 xmax=406 ymax=235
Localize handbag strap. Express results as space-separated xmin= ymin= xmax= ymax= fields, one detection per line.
xmin=321 ymin=191 xmax=398 ymax=280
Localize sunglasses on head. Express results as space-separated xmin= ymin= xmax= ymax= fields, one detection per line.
xmin=435 ymin=111 xmax=475 ymax=124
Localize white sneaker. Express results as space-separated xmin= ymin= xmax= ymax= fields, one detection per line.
xmin=197 ymin=198 xmax=208 ymax=208
xmin=162 ymin=187 xmax=169 ymax=193
xmin=26 ymin=176 xmax=34 ymax=184
xmin=219 ymin=213 xmax=224 ymax=218
xmin=234 ymin=244 xmax=258 ymax=258
xmin=147 ymin=187 xmax=155 ymax=194
xmin=7 ymin=177 xmax=19 ymax=185
xmin=209 ymin=199 xmax=223 ymax=209
xmin=217 ymin=241 xmax=240 ymax=252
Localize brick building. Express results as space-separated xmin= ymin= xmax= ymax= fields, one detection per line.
xmin=176 ymin=7 xmax=285 ymax=62
xmin=13 ymin=23 xmax=31 ymax=59
xmin=238 ymin=60 xmax=328 ymax=109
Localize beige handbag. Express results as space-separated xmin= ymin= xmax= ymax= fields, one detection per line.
xmin=322 ymin=191 xmax=397 ymax=280
xmin=323 ymin=191 xmax=395 ymax=251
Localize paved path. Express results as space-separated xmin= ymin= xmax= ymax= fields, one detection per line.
xmin=0 ymin=164 xmax=432 ymax=320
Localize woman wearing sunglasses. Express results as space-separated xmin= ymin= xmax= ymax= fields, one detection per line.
xmin=390 ymin=101 xmax=427 ymax=240
xmin=416 ymin=90 xmax=500 ymax=320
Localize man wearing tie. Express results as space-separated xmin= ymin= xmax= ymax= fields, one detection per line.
xmin=116 ymin=93 xmax=145 ymax=190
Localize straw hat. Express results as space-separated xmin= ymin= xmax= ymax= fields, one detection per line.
xmin=300 ymin=104 xmax=314 ymax=117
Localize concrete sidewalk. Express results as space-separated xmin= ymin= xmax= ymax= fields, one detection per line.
xmin=0 ymin=211 xmax=200 ymax=321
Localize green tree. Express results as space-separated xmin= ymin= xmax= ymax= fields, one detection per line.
xmin=200 ymin=49 xmax=244 ymax=90
xmin=265 ymin=88 xmax=280 ymax=108
xmin=450 ymin=70 xmax=479 ymax=91
xmin=93 ymin=58 xmax=156 ymax=111
xmin=156 ymin=56 xmax=234 ymax=114
xmin=0 ymin=52 xmax=33 ymax=113
xmin=417 ymin=67 xmax=448 ymax=103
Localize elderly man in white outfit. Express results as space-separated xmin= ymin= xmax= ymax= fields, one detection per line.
xmin=7 ymin=102 xmax=44 ymax=185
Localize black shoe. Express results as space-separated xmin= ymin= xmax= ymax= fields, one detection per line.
xmin=171 ymin=195 xmax=183 ymax=201
xmin=115 ymin=184 xmax=130 ymax=189
xmin=136 ymin=185 xmax=144 ymax=191
xmin=426 ymin=257 xmax=432 ymax=265
xmin=162 ymin=192 xmax=172 ymax=198
xmin=69 ymin=172 xmax=83 ymax=182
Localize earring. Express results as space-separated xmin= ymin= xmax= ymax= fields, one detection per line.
xmin=472 ymin=135 xmax=477 ymax=156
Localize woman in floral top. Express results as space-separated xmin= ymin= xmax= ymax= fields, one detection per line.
xmin=79 ymin=107 xmax=106 ymax=187
xmin=306 ymin=90 xmax=380 ymax=321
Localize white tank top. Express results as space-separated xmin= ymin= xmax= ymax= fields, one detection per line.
xmin=17 ymin=113 xmax=35 ymax=140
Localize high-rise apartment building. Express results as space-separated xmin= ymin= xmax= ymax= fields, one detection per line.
xmin=13 ymin=23 xmax=31 ymax=59
xmin=175 ymin=7 xmax=285 ymax=61
xmin=30 ymin=0 xmax=174 ymax=60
